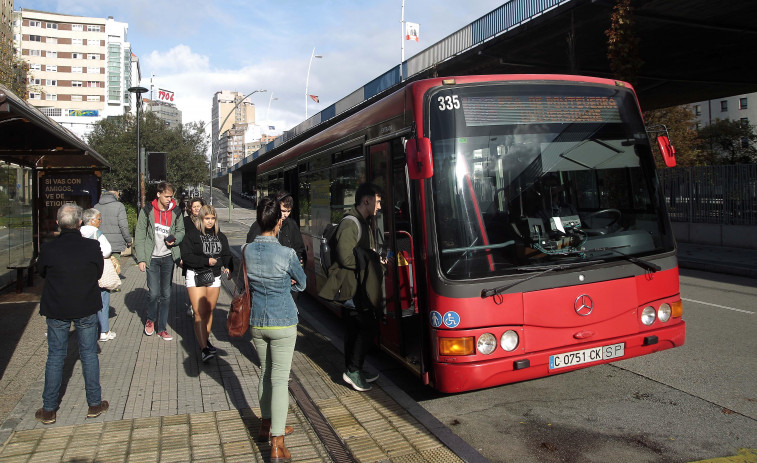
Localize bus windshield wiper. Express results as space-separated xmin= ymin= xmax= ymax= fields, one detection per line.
xmin=481 ymin=260 xmax=605 ymax=299
xmin=559 ymin=245 xmax=661 ymax=273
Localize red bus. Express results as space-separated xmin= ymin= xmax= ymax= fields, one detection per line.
xmin=255 ymin=74 xmax=685 ymax=393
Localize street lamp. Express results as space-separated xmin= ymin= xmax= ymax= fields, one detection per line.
xmin=265 ymin=93 xmax=278 ymax=135
xmin=128 ymin=86 xmax=148 ymax=209
xmin=211 ymin=89 xmax=266 ymax=206
xmin=305 ymin=48 xmax=322 ymax=119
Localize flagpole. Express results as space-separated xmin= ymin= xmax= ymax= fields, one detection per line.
xmin=400 ymin=0 xmax=405 ymax=81
xmin=305 ymin=48 xmax=322 ymax=119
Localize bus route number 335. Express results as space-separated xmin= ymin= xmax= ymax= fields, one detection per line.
xmin=549 ymin=343 xmax=625 ymax=370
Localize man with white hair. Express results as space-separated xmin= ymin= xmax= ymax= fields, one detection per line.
xmin=35 ymin=203 xmax=109 ymax=424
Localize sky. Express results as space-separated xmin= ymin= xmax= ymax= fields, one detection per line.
xmin=17 ymin=0 xmax=507 ymax=136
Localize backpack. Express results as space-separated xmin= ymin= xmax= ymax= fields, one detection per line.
xmin=320 ymin=215 xmax=361 ymax=276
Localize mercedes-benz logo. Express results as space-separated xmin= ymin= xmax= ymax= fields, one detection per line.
xmin=574 ymin=294 xmax=594 ymax=316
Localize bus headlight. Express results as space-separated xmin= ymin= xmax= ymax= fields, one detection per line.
xmin=500 ymin=330 xmax=519 ymax=351
xmin=477 ymin=333 xmax=497 ymax=355
xmin=641 ymin=306 xmax=656 ymax=325
xmin=439 ymin=337 xmax=475 ymax=356
xmin=658 ymin=303 xmax=672 ymax=323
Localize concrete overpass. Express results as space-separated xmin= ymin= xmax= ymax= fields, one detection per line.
xmin=223 ymin=0 xmax=757 ymax=184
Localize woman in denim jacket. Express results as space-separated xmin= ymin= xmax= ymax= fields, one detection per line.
xmin=244 ymin=196 xmax=306 ymax=463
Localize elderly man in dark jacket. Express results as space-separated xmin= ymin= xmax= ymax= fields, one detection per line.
xmin=35 ymin=203 xmax=109 ymax=425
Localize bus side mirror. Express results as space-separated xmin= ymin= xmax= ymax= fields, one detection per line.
xmin=657 ymin=136 xmax=677 ymax=168
xmin=407 ymin=137 xmax=433 ymax=179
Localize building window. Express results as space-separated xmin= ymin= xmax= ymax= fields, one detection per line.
xmin=87 ymin=39 xmax=99 ymax=46
xmin=87 ymin=81 xmax=99 ymax=88
xmin=46 ymin=23 xmax=58 ymax=29
xmin=741 ymin=118 xmax=749 ymax=127
xmin=741 ymin=137 xmax=750 ymax=148
xmin=721 ymin=100 xmax=728 ymax=112
xmin=30 ymin=64 xmax=41 ymax=71
xmin=48 ymin=37 xmax=57 ymax=44
xmin=72 ymin=81 xmax=83 ymax=87
xmin=45 ymin=79 xmax=57 ymax=86
xmin=72 ymin=66 xmax=83 ymax=73
xmin=46 ymin=93 xmax=57 ymax=101
xmin=87 ymin=95 xmax=100 ymax=102
xmin=72 ymin=52 xmax=83 ymax=59
xmin=88 ymin=54 xmax=99 ymax=60
xmin=740 ymin=98 xmax=748 ymax=110
xmin=29 ymin=35 xmax=42 ymax=42
xmin=29 ymin=92 xmax=41 ymax=100
xmin=71 ymin=95 xmax=82 ymax=101
xmin=72 ymin=24 xmax=83 ymax=31
xmin=87 ymin=25 xmax=101 ymax=32
xmin=696 ymin=122 xmax=701 ymax=131
xmin=694 ymin=104 xmax=701 ymax=116
xmin=46 ymin=51 xmax=56 ymax=58
xmin=28 ymin=78 xmax=41 ymax=85
xmin=46 ymin=65 xmax=57 ymax=72
xmin=29 ymin=49 xmax=41 ymax=56
xmin=87 ymin=67 xmax=100 ymax=74
xmin=29 ymin=20 xmax=41 ymax=27
xmin=72 ymin=38 xmax=83 ymax=45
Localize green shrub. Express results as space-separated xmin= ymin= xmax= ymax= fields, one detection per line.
xmin=125 ymin=202 xmax=138 ymax=237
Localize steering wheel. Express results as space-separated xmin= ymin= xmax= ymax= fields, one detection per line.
xmin=582 ymin=208 xmax=622 ymax=230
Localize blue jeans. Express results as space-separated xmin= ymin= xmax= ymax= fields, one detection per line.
xmin=43 ymin=314 xmax=101 ymax=410
xmin=98 ymin=289 xmax=110 ymax=333
xmin=146 ymin=255 xmax=174 ymax=332
xmin=251 ymin=325 xmax=297 ymax=436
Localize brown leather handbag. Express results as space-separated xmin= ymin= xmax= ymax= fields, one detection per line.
xmin=227 ymin=244 xmax=250 ymax=338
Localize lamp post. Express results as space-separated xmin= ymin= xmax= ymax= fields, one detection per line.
xmin=128 ymin=86 xmax=149 ymax=209
xmin=265 ymin=92 xmax=278 ymax=134
xmin=211 ymin=89 xmax=266 ymax=206
xmin=305 ymin=48 xmax=322 ymax=119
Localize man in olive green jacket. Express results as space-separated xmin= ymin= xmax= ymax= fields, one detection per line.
xmin=318 ymin=183 xmax=384 ymax=392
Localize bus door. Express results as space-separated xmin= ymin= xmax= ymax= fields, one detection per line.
xmin=368 ymin=141 xmax=422 ymax=374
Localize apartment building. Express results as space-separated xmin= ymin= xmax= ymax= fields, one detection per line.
xmin=1 ymin=0 xmax=12 ymax=48
xmin=211 ymin=90 xmax=257 ymax=169
xmin=145 ymin=99 xmax=182 ymax=129
xmin=13 ymin=9 xmax=136 ymax=139
xmin=692 ymin=93 xmax=755 ymax=130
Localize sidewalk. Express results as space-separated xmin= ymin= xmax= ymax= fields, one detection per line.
xmin=676 ymin=241 xmax=757 ymax=279
xmin=0 ymin=210 xmax=476 ymax=462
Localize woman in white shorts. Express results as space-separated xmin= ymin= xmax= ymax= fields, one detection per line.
xmin=179 ymin=205 xmax=232 ymax=362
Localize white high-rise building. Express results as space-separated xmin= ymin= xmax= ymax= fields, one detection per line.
xmin=13 ymin=9 xmax=137 ymax=140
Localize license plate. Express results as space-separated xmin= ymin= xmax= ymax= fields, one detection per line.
xmin=549 ymin=343 xmax=625 ymax=370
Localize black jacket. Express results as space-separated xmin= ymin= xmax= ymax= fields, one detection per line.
xmin=38 ymin=228 xmax=104 ymax=320
xmin=179 ymin=225 xmax=233 ymax=277
xmin=246 ymin=217 xmax=306 ymax=266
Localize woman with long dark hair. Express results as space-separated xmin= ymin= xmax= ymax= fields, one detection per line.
xmin=244 ymin=196 xmax=306 ymax=462
xmin=179 ymin=204 xmax=232 ymax=362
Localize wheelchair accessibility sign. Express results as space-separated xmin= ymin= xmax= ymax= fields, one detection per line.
xmin=431 ymin=311 xmax=461 ymax=328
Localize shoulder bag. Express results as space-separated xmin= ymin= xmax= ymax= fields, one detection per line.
xmin=87 ymin=229 xmax=121 ymax=291
xmin=227 ymin=244 xmax=251 ymax=338
xmin=194 ymin=268 xmax=215 ymax=287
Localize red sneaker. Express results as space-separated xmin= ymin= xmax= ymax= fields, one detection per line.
xmin=144 ymin=320 xmax=154 ymax=336
xmin=157 ymin=331 xmax=173 ymax=341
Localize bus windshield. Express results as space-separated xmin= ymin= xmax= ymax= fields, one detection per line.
xmin=428 ymin=81 xmax=674 ymax=280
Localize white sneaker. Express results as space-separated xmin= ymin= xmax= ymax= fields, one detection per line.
xmin=99 ymin=331 xmax=117 ymax=342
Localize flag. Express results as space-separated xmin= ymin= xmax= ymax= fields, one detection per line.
xmin=406 ymin=22 xmax=419 ymax=41
xmin=309 ymin=95 xmax=319 ymax=103
xmin=269 ymin=125 xmax=275 ymax=130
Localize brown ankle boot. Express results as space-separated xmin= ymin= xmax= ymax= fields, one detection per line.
xmin=257 ymin=418 xmax=271 ymax=442
xmin=270 ymin=435 xmax=291 ymax=463
xmin=258 ymin=418 xmax=294 ymax=442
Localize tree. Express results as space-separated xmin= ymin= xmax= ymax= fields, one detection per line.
xmin=644 ymin=105 xmax=704 ymax=167
xmin=0 ymin=40 xmax=30 ymax=98
xmin=605 ymin=0 xmax=643 ymax=87
xmin=87 ymin=112 xmax=209 ymax=205
xmin=697 ymin=119 xmax=757 ymax=164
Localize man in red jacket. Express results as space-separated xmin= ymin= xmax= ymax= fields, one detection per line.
xmin=35 ymin=203 xmax=109 ymax=424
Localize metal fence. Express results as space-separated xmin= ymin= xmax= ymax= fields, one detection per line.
xmin=659 ymin=164 xmax=757 ymax=225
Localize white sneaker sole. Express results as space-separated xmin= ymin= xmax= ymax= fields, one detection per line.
xmin=343 ymin=372 xmax=371 ymax=392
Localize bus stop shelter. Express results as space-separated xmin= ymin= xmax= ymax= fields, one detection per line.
xmin=0 ymin=84 xmax=110 ymax=291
